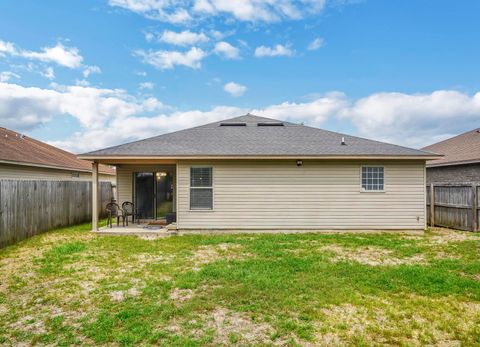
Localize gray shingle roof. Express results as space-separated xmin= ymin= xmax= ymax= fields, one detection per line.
xmin=80 ymin=114 xmax=437 ymax=158
xmin=422 ymin=128 xmax=480 ymax=167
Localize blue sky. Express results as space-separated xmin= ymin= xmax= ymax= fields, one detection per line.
xmin=0 ymin=0 xmax=479 ymax=153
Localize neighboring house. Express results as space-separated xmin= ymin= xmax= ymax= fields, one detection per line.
xmin=422 ymin=128 xmax=480 ymax=184
xmin=79 ymin=114 xmax=438 ymax=231
xmin=0 ymin=127 xmax=116 ymax=183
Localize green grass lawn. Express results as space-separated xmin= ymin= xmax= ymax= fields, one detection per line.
xmin=1 ymin=224 xmax=479 ymax=346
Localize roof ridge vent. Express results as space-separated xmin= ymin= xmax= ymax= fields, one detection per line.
xmin=220 ymin=122 xmax=246 ymax=126
xmin=257 ymin=122 xmax=284 ymax=126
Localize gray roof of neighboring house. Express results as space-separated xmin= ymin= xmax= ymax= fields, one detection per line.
xmin=80 ymin=114 xmax=437 ymax=158
xmin=422 ymin=128 xmax=480 ymax=167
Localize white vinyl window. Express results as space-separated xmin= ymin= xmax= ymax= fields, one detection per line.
xmin=190 ymin=167 xmax=213 ymax=210
xmin=361 ymin=166 xmax=384 ymax=191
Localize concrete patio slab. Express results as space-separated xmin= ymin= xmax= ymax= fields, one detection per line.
xmin=94 ymin=223 xmax=176 ymax=237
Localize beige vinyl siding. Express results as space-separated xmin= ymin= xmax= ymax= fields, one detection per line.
xmin=116 ymin=165 xmax=176 ymax=208
xmin=177 ymin=160 xmax=426 ymax=230
xmin=0 ymin=163 xmax=115 ymax=183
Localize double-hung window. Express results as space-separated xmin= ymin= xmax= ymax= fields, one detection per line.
xmin=361 ymin=166 xmax=384 ymax=191
xmin=190 ymin=167 xmax=213 ymax=210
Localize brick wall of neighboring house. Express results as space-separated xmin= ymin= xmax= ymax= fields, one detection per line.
xmin=426 ymin=163 xmax=480 ymax=184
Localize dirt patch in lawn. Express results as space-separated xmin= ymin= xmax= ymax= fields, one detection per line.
xmin=161 ymin=307 xmax=284 ymax=345
xmin=428 ymin=228 xmax=473 ymax=244
xmin=317 ymin=296 xmax=480 ymax=346
xmin=318 ymin=304 xmax=382 ymax=344
xmin=169 ymin=288 xmax=194 ymax=303
xmin=204 ymin=307 xmax=277 ymax=345
xmin=321 ymin=245 xmax=425 ymax=266
xmin=110 ymin=287 xmax=142 ymax=302
xmin=190 ymin=243 xmax=251 ymax=271
xmin=135 ymin=253 xmax=174 ymax=264
xmin=10 ymin=314 xmax=47 ymax=335
xmin=110 ymin=290 xmax=125 ymax=302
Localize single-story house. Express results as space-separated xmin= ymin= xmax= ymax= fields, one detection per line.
xmin=422 ymin=128 xmax=480 ymax=184
xmin=79 ymin=114 xmax=439 ymax=232
xmin=0 ymin=127 xmax=116 ymax=183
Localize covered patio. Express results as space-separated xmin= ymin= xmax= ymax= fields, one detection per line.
xmin=90 ymin=159 xmax=178 ymax=232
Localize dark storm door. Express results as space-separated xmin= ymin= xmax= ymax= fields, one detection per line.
xmin=134 ymin=172 xmax=155 ymax=219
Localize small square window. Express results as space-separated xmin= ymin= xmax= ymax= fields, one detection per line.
xmin=362 ymin=167 xmax=384 ymax=191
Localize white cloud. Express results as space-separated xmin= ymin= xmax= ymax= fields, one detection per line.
xmin=135 ymin=47 xmax=207 ymax=70
xmin=206 ymin=77 xmax=221 ymax=86
xmin=223 ymin=82 xmax=247 ymax=97
xmin=0 ymin=82 xmax=59 ymax=130
xmin=253 ymin=92 xmax=347 ymax=124
xmin=255 ymin=44 xmax=294 ymax=57
xmin=0 ymin=71 xmax=20 ymax=82
xmin=21 ymin=43 xmax=84 ymax=69
xmin=0 ymin=38 xmax=94 ymax=74
xmin=0 ymin=39 xmax=16 ymax=55
xmin=41 ymin=67 xmax=55 ymax=80
xmin=83 ymin=65 xmax=102 ymax=78
xmin=0 ymin=82 xmax=165 ymax=133
xmin=210 ymin=30 xmax=226 ymax=40
xmin=158 ymin=30 xmax=209 ymax=46
xmin=139 ymin=82 xmax=154 ymax=89
xmin=144 ymin=32 xmax=155 ymax=42
xmin=108 ymin=0 xmax=192 ymax=23
xmin=214 ymin=41 xmax=240 ymax=59
xmin=108 ymin=0 xmax=327 ymax=23
xmin=308 ymin=37 xmax=324 ymax=50
xmin=340 ymin=91 xmax=480 ymax=148
xmin=74 ymin=79 xmax=90 ymax=87
xmin=194 ymin=0 xmax=327 ymax=22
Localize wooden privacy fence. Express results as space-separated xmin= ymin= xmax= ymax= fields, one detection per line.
xmin=426 ymin=183 xmax=479 ymax=232
xmin=0 ymin=180 xmax=112 ymax=248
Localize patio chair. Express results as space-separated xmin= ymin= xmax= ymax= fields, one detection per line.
xmin=122 ymin=201 xmax=139 ymax=226
xmin=106 ymin=202 xmax=124 ymax=228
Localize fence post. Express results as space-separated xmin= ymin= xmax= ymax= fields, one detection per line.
xmin=430 ymin=183 xmax=435 ymax=228
xmin=472 ymin=184 xmax=478 ymax=232
xmin=92 ymin=162 xmax=99 ymax=231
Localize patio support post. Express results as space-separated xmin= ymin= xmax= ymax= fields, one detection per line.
xmin=92 ymin=161 xmax=99 ymax=231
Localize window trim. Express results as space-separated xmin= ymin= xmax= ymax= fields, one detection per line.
xmin=189 ymin=166 xmax=214 ymax=211
xmin=360 ymin=165 xmax=385 ymax=193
